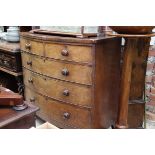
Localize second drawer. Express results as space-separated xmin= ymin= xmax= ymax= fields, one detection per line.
xmin=21 ymin=52 xmax=92 ymax=85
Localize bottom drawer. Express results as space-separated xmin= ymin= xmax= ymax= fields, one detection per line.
xmin=24 ymin=87 xmax=92 ymax=128
xmin=24 ymin=87 xmax=50 ymax=122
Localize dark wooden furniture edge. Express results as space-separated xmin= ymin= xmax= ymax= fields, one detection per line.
xmin=0 ymin=101 xmax=39 ymax=128
xmin=0 ymin=41 xmax=20 ymax=53
xmin=0 ymin=67 xmax=23 ymax=76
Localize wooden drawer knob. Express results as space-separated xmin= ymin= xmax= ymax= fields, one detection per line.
xmin=61 ymin=68 xmax=69 ymax=76
xmin=25 ymin=43 xmax=31 ymax=49
xmin=30 ymin=97 xmax=35 ymax=102
xmin=61 ymin=49 xmax=69 ymax=56
xmin=63 ymin=112 xmax=70 ymax=119
xmin=27 ymin=61 xmax=32 ymax=66
xmin=28 ymin=78 xmax=33 ymax=83
xmin=63 ymin=89 xmax=69 ymax=96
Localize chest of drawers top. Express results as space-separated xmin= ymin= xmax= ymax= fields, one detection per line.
xmin=20 ymin=32 xmax=112 ymax=44
xmin=20 ymin=32 xmax=115 ymax=62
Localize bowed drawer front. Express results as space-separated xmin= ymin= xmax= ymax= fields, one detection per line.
xmin=45 ymin=43 xmax=93 ymax=63
xmin=20 ymin=38 xmax=44 ymax=56
xmin=24 ymin=87 xmax=50 ymax=121
xmin=23 ymin=68 xmax=92 ymax=107
xmin=25 ymin=87 xmax=91 ymax=128
xmin=22 ymin=52 xmax=92 ymax=85
xmin=21 ymin=38 xmax=93 ymax=63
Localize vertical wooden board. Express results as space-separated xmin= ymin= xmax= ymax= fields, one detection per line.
xmin=94 ymin=37 xmax=121 ymax=128
xmin=130 ymin=38 xmax=150 ymax=99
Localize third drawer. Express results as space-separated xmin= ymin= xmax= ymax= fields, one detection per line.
xmin=23 ymin=68 xmax=92 ymax=107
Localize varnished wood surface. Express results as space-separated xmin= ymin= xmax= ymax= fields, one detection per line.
xmin=20 ymin=32 xmax=116 ymax=44
xmin=128 ymin=103 xmax=145 ymax=128
xmin=21 ymin=52 xmax=93 ymax=85
xmin=93 ymin=38 xmax=121 ymax=128
xmin=0 ymin=66 xmax=22 ymax=76
xmin=45 ymin=42 xmax=93 ymax=63
xmin=0 ymin=40 xmax=22 ymax=74
xmin=0 ymin=87 xmax=23 ymax=106
xmin=31 ymin=29 xmax=97 ymax=38
xmin=24 ymin=87 xmax=91 ymax=128
xmin=21 ymin=33 xmax=122 ymax=128
xmin=23 ymin=68 xmax=92 ymax=107
xmin=20 ymin=38 xmax=44 ymax=56
xmin=1 ymin=114 xmax=35 ymax=129
xmin=116 ymin=38 xmax=136 ymax=129
xmin=0 ymin=102 xmax=39 ymax=128
xmin=0 ymin=40 xmax=20 ymax=53
xmin=130 ymin=38 xmax=150 ymax=99
xmin=107 ymin=32 xmax=155 ymax=38
xmin=21 ymin=38 xmax=93 ymax=64
xmin=109 ymin=26 xmax=155 ymax=34
xmin=116 ymin=37 xmax=151 ymax=128
xmin=128 ymin=38 xmax=150 ymax=128
xmin=0 ymin=40 xmax=23 ymax=95
xmin=24 ymin=87 xmax=51 ymax=121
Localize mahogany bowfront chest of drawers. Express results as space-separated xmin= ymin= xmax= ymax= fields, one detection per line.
xmin=20 ymin=32 xmax=121 ymax=128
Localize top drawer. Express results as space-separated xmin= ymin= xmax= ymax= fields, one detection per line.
xmin=20 ymin=38 xmax=44 ymax=56
xmin=45 ymin=43 xmax=93 ymax=63
xmin=20 ymin=38 xmax=93 ymax=63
